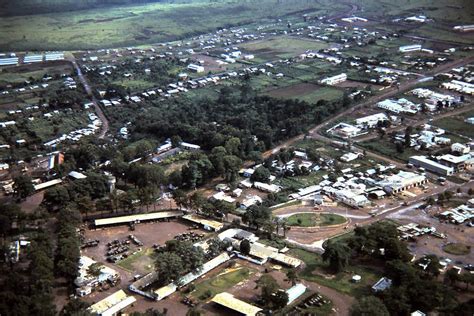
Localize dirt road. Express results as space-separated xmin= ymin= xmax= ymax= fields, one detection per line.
xmin=68 ymin=57 xmax=109 ymax=139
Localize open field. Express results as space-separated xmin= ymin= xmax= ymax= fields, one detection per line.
xmin=265 ymin=83 xmax=344 ymax=103
xmin=240 ymin=37 xmax=329 ymax=60
xmin=189 ymin=264 xmax=255 ymax=302
xmin=433 ymin=109 xmax=474 ymax=139
xmin=289 ymin=248 xmax=383 ymax=298
xmin=0 ymin=62 xmax=73 ymax=87
xmin=0 ymin=0 xmax=335 ymax=51
xmin=359 ymin=138 xmax=421 ymax=163
xmin=443 ymin=243 xmax=471 ymax=256
xmin=287 ymin=213 xmax=347 ymax=227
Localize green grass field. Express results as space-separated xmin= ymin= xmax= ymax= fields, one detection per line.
xmin=433 ymin=109 xmax=474 ymax=139
xmin=190 ymin=265 xmax=254 ymax=301
xmin=289 ymin=248 xmax=383 ymax=298
xmin=360 ymin=138 xmax=420 ymax=162
xmin=287 ymin=213 xmax=347 ymax=227
xmin=240 ymin=37 xmax=329 ymax=60
xmin=116 ymin=248 xmax=156 ymax=273
xmin=443 ymin=243 xmax=471 ymax=256
xmin=0 ymin=0 xmax=332 ymax=51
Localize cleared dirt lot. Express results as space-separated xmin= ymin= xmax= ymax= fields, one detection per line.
xmin=80 ymin=219 xmax=210 ymax=312
xmin=388 ymin=204 xmax=474 ymax=264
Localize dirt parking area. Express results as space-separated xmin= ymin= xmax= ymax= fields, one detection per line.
xmin=82 ymin=219 xmax=209 ymax=261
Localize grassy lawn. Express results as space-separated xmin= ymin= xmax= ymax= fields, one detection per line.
xmin=116 ymin=248 xmax=156 ymax=273
xmin=287 ymin=213 xmax=318 ymax=227
xmin=433 ymin=109 xmax=474 ymax=139
xmin=276 ymin=172 xmax=325 ymax=191
xmin=360 ymin=138 xmax=420 ymax=162
xmin=287 ymin=213 xmax=346 ymax=227
xmin=289 ymin=248 xmax=383 ymax=298
xmin=189 ymin=265 xmax=255 ymax=301
xmin=27 ymin=112 xmax=90 ymax=142
xmin=240 ymin=37 xmax=328 ymax=60
xmin=443 ymin=243 xmax=471 ymax=256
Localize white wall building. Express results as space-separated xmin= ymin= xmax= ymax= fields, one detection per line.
xmin=320 ymin=73 xmax=347 ymax=85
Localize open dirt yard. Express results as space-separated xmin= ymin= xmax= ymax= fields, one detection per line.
xmin=388 ymin=204 xmax=474 ymax=265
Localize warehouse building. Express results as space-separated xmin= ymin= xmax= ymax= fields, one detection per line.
xmin=211 ymin=292 xmax=262 ymax=316
xmin=88 ymin=290 xmax=136 ymax=316
xmin=409 ymin=155 xmax=454 ymax=176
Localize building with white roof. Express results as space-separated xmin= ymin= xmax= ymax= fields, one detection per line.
xmin=319 ymin=73 xmax=347 ymax=85
xmin=286 ymin=283 xmax=307 ymax=305
xmin=377 ymin=98 xmax=419 ymax=114
xmin=355 ymin=113 xmax=389 ymax=129
xmin=441 ymin=80 xmax=474 ymax=95
xmin=187 ymin=63 xmax=204 ymax=73
xmin=212 ymin=292 xmax=262 ymax=316
xmin=327 ymin=122 xmax=364 ymax=139
xmin=439 ymin=154 xmax=472 ymax=171
xmin=399 ymin=44 xmax=422 ymax=53
xmin=409 ymin=156 xmax=454 ymax=176
xmin=75 ymin=256 xmax=119 ymax=295
xmin=378 ymin=171 xmax=427 ymax=194
xmin=88 ymin=290 xmax=136 ymax=316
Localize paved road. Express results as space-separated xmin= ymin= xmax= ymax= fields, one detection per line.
xmin=69 ymin=57 xmax=109 ymax=139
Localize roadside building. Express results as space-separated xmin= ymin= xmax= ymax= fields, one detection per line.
xmin=319 ymin=73 xmax=347 ymax=85
xmin=409 ymin=156 xmax=454 ymax=176
xmin=439 ymin=154 xmax=471 ymax=171
xmin=211 ymin=292 xmax=262 ymax=316
xmin=182 ymin=214 xmax=224 ymax=231
xmin=327 ymin=122 xmax=364 ymax=138
xmin=439 ymin=204 xmax=473 ymax=224
xmin=94 ymin=211 xmax=183 ymax=227
xmin=378 ymin=171 xmax=427 ymax=194
xmin=355 ymin=113 xmax=389 ymax=129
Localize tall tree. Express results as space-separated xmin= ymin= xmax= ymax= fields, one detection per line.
xmin=351 ymin=296 xmax=389 ymax=316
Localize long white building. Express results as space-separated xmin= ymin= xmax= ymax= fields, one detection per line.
xmin=319 ymin=73 xmax=347 ymax=85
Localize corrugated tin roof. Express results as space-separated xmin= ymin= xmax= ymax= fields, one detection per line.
xmin=212 ymin=292 xmax=262 ymax=316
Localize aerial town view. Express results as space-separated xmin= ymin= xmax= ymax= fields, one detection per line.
xmin=0 ymin=0 xmax=473 ymax=315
